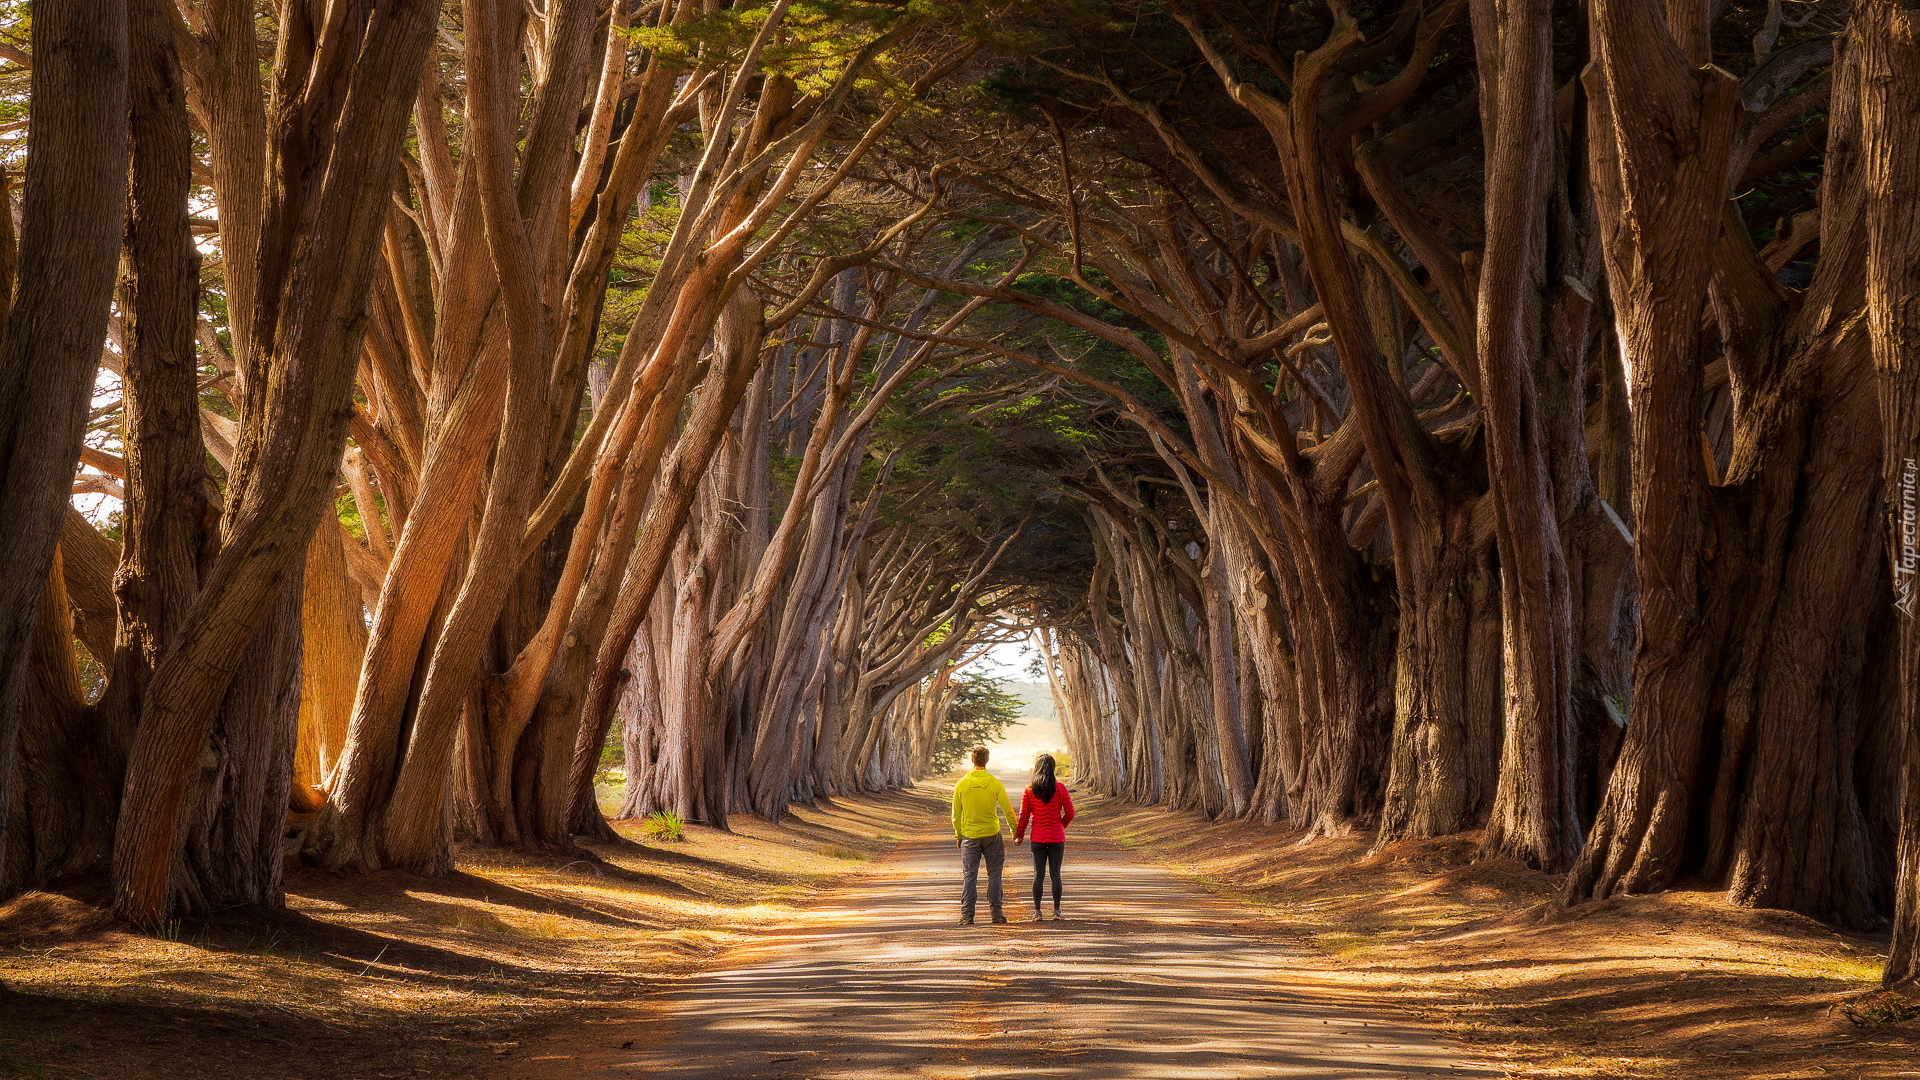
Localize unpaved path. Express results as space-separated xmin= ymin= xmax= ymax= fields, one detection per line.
xmin=505 ymin=813 xmax=1493 ymax=1079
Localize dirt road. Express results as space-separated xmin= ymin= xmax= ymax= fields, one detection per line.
xmin=508 ymin=817 xmax=1493 ymax=1079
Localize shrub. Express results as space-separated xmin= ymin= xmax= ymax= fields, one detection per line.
xmin=640 ymin=810 xmax=686 ymax=842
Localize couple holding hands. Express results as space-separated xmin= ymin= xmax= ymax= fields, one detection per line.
xmin=949 ymin=746 xmax=1075 ymax=926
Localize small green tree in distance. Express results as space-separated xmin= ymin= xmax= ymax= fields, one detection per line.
xmin=930 ymin=674 xmax=1023 ymax=773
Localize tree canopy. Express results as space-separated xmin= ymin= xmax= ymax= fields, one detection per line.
xmin=0 ymin=0 xmax=1917 ymax=990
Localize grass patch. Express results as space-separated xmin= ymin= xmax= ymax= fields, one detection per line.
xmin=422 ymin=907 xmax=514 ymax=934
xmin=1313 ymin=929 xmax=1391 ymax=958
xmin=1785 ymin=950 xmax=1885 ymax=983
xmin=640 ymin=810 xmax=686 ymax=842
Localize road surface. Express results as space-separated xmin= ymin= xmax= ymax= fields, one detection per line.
xmin=519 ymin=817 xmax=1493 ymax=1079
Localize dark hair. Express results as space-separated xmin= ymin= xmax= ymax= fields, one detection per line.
xmin=1030 ymin=754 xmax=1057 ymax=804
xmin=970 ymin=746 xmax=990 ymax=767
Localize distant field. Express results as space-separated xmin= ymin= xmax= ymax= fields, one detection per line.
xmin=986 ymin=680 xmax=1066 ymax=769
xmin=997 ymin=680 xmax=1057 ymax=722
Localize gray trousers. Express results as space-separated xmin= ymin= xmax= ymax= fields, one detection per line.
xmin=958 ymin=834 xmax=1005 ymax=918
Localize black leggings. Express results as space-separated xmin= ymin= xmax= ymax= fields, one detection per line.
xmin=1030 ymin=842 xmax=1064 ymax=909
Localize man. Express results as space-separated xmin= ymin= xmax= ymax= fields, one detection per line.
xmin=951 ymin=745 xmax=1018 ymax=926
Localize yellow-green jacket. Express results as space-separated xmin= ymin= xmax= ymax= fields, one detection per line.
xmin=952 ymin=768 xmax=1015 ymax=839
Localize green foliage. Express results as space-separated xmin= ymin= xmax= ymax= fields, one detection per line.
xmin=977 ymin=64 xmax=1043 ymax=109
xmin=593 ymin=729 xmax=626 ymax=791
xmin=930 ymin=672 xmax=1023 ymax=772
xmin=630 ymin=1 xmax=912 ymax=93
xmin=641 ymin=810 xmax=687 ymax=842
xmin=335 ymin=491 xmax=367 ymax=542
xmin=1049 ymin=747 xmax=1073 ymax=778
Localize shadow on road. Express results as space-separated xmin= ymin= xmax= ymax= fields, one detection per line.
xmin=589 ymin=831 xmax=1496 ymax=1080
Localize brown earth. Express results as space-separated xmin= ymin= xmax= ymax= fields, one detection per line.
xmin=0 ymin=789 xmax=937 ymax=1080
xmin=1094 ymin=797 xmax=1920 ymax=1080
xmin=497 ymin=814 xmax=1482 ymax=1079
xmin=2 ymin=784 xmax=1916 ymax=1080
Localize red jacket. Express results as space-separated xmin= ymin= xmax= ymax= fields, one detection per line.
xmin=1015 ymin=784 xmax=1075 ymax=844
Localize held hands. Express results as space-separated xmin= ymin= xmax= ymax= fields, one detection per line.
xmin=954 ymin=834 xmax=1024 ymax=847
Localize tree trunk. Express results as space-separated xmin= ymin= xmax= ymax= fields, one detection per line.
xmin=0 ymin=0 xmax=129 ymax=897
xmin=60 ymin=508 xmax=122 ymax=669
xmin=616 ymin=588 xmax=675 ymax=820
xmin=297 ymin=523 xmax=367 ymax=802
xmin=1380 ymin=507 xmax=1498 ymax=840
xmin=6 ymin=554 xmax=120 ymax=889
xmin=178 ymin=574 xmax=302 ymax=911
xmin=1471 ymin=0 xmax=1584 ymax=871
xmin=1280 ymin=499 xmax=1395 ymax=835
xmin=99 ymin=0 xmax=210 ymax=837
xmin=1562 ymin=0 xmax=1743 ymax=906
xmin=1571 ymin=9 xmax=1891 ymax=927
xmin=1859 ymin=0 xmax=1920 ymax=981
xmin=111 ymin=0 xmax=439 ymax=923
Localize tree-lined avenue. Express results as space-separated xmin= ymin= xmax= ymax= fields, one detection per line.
xmin=516 ymin=790 xmax=1485 ymax=1080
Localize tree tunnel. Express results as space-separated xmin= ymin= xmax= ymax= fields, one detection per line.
xmin=1 ymin=0 xmax=1917 ymax=990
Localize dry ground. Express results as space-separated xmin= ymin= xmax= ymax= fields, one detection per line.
xmin=517 ymin=821 xmax=1482 ymax=1079
xmin=0 ymin=789 xmax=940 ymax=1080
xmin=1093 ymin=796 xmax=1920 ymax=1080
xmin=3 ymin=786 xmax=1917 ymax=1079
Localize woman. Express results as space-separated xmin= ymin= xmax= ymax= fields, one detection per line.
xmin=1014 ymin=753 xmax=1075 ymax=921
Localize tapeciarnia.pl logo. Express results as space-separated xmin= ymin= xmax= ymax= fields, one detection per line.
xmin=1899 ymin=457 xmax=1918 ymax=619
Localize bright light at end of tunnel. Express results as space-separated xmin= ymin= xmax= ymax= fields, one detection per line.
xmin=971 ymin=635 xmax=1069 ymax=777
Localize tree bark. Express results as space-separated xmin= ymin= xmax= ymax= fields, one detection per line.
xmin=6 ymin=554 xmax=119 ymax=889
xmin=111 ymin=0 xmax=439 ymax=923
xmin=100 ymin=0 xmax=211 ymax=826
xmin=1562 ymin=0 xmax=1743 ymax=906
xmin=0 ymin=0 xmax=129 ymax=897
xmin=1859 ymin=0 xmax=1920 ymax=984
xmin=1471 ymin=0 xmax=1583 ymax=871
xmin=1570 ymin=6 xmax=1891 ymax=928
xmin=296 ymin=523 xmax=366 ymax=803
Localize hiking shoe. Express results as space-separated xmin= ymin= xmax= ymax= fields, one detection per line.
xmin=1030 ymin=911 xmax=1046 ymax=922
xmin=990 ymin=914 xmax=1008 ymax=924
xmin=957 ymin=917 xmax=974 ymax=926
